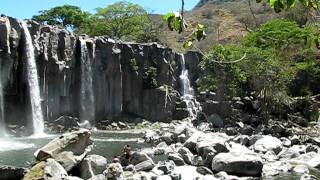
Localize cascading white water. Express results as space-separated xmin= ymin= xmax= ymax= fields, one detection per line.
xmin=0 ymin=65 xmax=6 ymax=137
xmin=21 ymin=21 xmax=44 ymax=136
xmin=179 ymin=54 xmax=202 ymax=120
xmin=79 ymin=38 xmax=95 ymax=125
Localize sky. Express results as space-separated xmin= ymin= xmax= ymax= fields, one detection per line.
xmin=0 ymin=0 xmax=199 ymax=20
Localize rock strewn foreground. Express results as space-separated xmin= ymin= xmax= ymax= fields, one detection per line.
xmin=1 ymin=121 xmax=317 ymax=180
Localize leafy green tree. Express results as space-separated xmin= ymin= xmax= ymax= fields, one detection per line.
xmin=32 ymin=5 xmax=91 ymax=30
xmin=198 ymin=19 xmax=320 ymax=121
xmin=85 ymin=1 xmax=156 ymax=42
xmin=257 ymin=0 xmax=318 ymax=13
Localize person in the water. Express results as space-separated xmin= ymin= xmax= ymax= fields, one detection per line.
xmin=120 ymin=144 xmax=132 ymax=166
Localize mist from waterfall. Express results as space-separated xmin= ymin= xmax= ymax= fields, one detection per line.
xmin=21 ymin=21 xmax=45 ymax=136
xmin=179 ymin=54 xmax=202 ymax=120
xmin=79 ymin=38 xmax=95 ymax=125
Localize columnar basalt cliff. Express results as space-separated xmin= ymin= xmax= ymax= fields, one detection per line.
xmin=0 ymin=16 xmax=203 ymax=129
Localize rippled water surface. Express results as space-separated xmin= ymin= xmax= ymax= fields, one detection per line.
xmin=0 ymin=131 xmax=146 ymax=167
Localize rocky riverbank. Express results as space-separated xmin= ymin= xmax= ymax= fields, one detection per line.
xmin=2 ymin=119 xmax=320 ymax=180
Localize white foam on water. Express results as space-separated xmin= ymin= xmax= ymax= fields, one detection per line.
xmin=0 ymin=138 xmax=35 ymax=152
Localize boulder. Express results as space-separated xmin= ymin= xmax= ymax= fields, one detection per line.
xmin=79 ymin=155 xmax=108 ymax=179
xmin=184 ymin=132 xmax=229 ymax=156
xmin=156 ymin=161 xmax=175 ymax=174
xmin=278 ymin=146 xmax=305 ymax=160
xmin=206 ymin=114 xmax=223 ymax=128
xmin=0 ymin=165 xmax=27 ymax=180
xmin=34 ymin=130 xmax=93 ymax=171
xmin=262 ymin=161 xmax=293 ymax=177
xmin=172 ymin=108 xmax=190 ymax=120
xmin=168 ymin=153 xmax=185 ymax=166
xmin=178 ymin=147 xmax=193 ymax=165
xmin=156 ymin=175 xmax=172 ymax=180
xmin=129 ymin=152 xmax=154 ymax=166
xmin=134 ymin=159 xmax=155 ymax=172
xmin=307 ymin=137 xmax=320 ymax=147
xmin=23 ymin=158 xmax=68 ymax=180
xmin=211 ymin=151 xmax=263 ymax=176
xmin=191 ymin=155 xmax=204 ymax=166
xmin=307 ymin=154 xmax=320 ymax=168
xmin=252 ymin=135 xmax=283 ymax=154
xmin=293 ymin=165 xmax=309 ymax=174
xmin=104 ymin=163 xmax=124 ymax=180
xmin=306 ymin=144 xmax=320 ymax=153
xmin=289 ymin=152 xmax=318 ymax=165
xmin=196 ymin=166 xmax=213 ymax=175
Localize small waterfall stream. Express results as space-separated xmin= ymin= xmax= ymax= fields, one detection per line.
xmin=79 ymin=38 xmax=95 ymax=125
xmin=21 ymin=21 xmax=45 ymax=136
xmin=179 ymin=54 xmax=202 ymax=120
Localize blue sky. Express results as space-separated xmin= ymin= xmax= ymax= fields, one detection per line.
xmin=0 ymin=0 xmax=199 ymax=20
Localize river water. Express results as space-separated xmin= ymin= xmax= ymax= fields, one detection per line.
xmin=0 ymin=131 xmax=146 ymax=167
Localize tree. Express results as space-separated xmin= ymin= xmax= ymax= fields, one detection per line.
xmin=257 ymin=0 xmax=318 ymax=13
xmin=32 ymin=5 xmax=91 ymax=30
xmin=85 ymin=1 xmax=156 ymax=42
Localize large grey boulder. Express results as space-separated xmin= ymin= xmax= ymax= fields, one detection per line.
xmin=127 ymin=152 xmax=155 ymax=172
xmin=23 ymin=158 xmax=68 ymax=180
xmin=79 ymin=155 xmax=108 ymax=179
xmin=129 ymin=152 xmax=154 ymax=165
xmin=184 ymin=132 xmax=229 ymax=156
xmin=34 ymin=130 xmax=93 ymax=171
xmin=178 ymin=147 xmax=193 ymax=164
xmin=289 ymin=152 xmax=318 ymax=165
xmin=262 ymin=161 xmax=293 ymax=177
xmin=278 ymin=145 xmax=306 ymax=160
xmin=134 ymin=159 xmax=155 ymax=172
xmin=252 ymin=135 xmax=283 ymax=154
xmin=168 ymin=153 xmax=185 ymax=166
xmin=211 ymin=151 xmax=263 ymax=176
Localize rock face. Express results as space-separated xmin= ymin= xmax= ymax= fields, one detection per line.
xmin=0 ymin=16 xmax=200 ymax=127
xmin=35 ymin=129 xmax=93 ymax=171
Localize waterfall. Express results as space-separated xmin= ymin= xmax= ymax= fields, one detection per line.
xmin=0 ymin=63 xmax=6 ymax=136
xmin=21 ymin=21 xmax=45 ymax=136
xmin=179 ymin=54 xmax=202 ymax=120
xmin=79 ymin=38 xmax=95 ymax=125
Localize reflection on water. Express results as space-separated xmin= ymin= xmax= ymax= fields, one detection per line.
xmin=0 ymin=131 xmax=146 ymax=167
